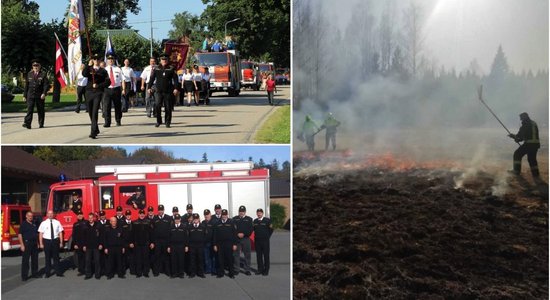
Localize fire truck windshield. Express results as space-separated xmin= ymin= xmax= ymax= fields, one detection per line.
xmin=195 ymin=53 xmax=228 ymax=66
xmin=258 ymin=65 xmax=272 ymax=72
xmin=241 ymin=62 xmax=254 ymax=69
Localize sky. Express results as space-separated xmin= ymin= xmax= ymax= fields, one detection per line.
xmin=118 ymin=145 xmax=291 ymax=165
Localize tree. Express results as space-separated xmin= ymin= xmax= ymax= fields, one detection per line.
xmin=168 ymin=12 xmax=205 ymax=51
xmin=109 ymin=34 xmax=154 ymax=68
xmin=271 ymin=159 xmax=279 ymax=171
xmin=82 ymin=0 xmax=141 ymax=29
xmin=201 ymin=152 xmax=208 ymax=163
xmin=403 ymin=2 xmax=424 ymax=77
xmin=257 ymin=158 xmax=266 ymax=168
xmin=130 ymin=147 xmax=177 ymax=164
xmin=489 ymin=45 xmax=510 ymax=79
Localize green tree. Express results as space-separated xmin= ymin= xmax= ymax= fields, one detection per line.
xmin=168 ymin=12 xmax=206 ymax=51
xmin=130 ymin=147 xmax=177 ymax=164
xmin=109 ymin=34 xmax=154 ymax=67
xmin=201 ymin=152 xmax=208 ymax=163
xmin=489 ymin=45 xmax=510 ymax=80
xmin=81 ymin=0 xmax=141 ymax=29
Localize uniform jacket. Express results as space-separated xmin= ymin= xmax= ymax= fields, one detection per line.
xmin=147 ymin=66 xmax=179 ymax=93
xmin=233 ymin=215 xmax=254 ymax=237
xmin=188 ymin=223 xmax=207 ymax=247
xmin=213 ymin=218 xmax=237 ymax=245
xmin=132 ymin=218 xmax=152 ymax=246
xmin=83 ymin=66 xmax=111 ymax=92
xmin=169 ymin=223 xmax=188 ymax=247
xmin=152 ymin=214 xmax=172 ymax=242
xmin=83 ymin=222 xmax=103 ymax=249
xmin=24 ymin=70 xmax=50 ymax=99
xmin=253 ymin=217 xmax=273 ymax=240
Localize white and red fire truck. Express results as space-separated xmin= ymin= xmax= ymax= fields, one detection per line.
xmin=1 ymin=204 xmax=33 ymax=251
xmin=240 ymin=60 xmax=259 ymax=90
xmin=192 ymin=50 xmax=242 ymax=97
xmin=46 ymin=162 xmax=269 ymax=247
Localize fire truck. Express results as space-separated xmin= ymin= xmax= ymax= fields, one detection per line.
xmin=1 ymin=204 xmax=33 ymax=251
xmin=258 ymin=62 xmax=275 ymax=76
xmin=240 ymin=60 xmax=259 ymax=90
xmin=45 ymin=162 xmax=270 ymax=247
xmin=192 ymin=50 xmax=242 ymax=97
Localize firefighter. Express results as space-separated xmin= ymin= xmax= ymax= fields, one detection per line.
xmin=83 ymin=54 xmax=111 ymax=139
xmin=233 ymin=205 xmax=253 ymax=276
xmin=83 ymin=212 xmax=103 ymax=279
xmin=70 ymin=191 xmax=83 ymax=215
xmin=202 ymin=209 xmax=218 ymax=275
xmin=213 ymin=209 xmax=238 ymax=278
xmin=121 ymin=210 xmax=135 ymax=275
xmin=147 ymin=206 xmax=155 ymax=220
xmin=213 ymin=204 xmax=222 ymax=220
xmin=38 ymin=210 xmax=64 ymax=278
xmin=183 ymin=208 xmax=194 ymax=275
xmin=98 ymin=210 xmax=110 ymax=275
xmin=508 ymin=112 xmax=540 ymax=178
xmin=18 ymin=211 xmax=39 ymax=281
xmin=171 ymin=206 xmax=179 ymax=223
xmin=115 ymin=205 xmax=125 ymax=226
xmin=301 ymin=115 xmax=321 ymax=151
xmin=132 ymin=209 xmax=152 ymax=277
xmin=152 ymin=204 xmax=171 ymax=277
xmin=182 ymin=203 xmax=193 ymax=220
xmin=167 ymin=213 xmax=187 ymax=278
xmin=71 ymin=211 xmax=86 ymax=276
xmin=103 ymin=53 xmax=126 ymax=127
xmin=321 ymin=112 xmax=341 ymax=151
xmin=147 ymin=53 xmax=179 ymax=128
xmin=22 ymin=59 xmax=50 ymax=129
xmin=253 ymin=208 xmax=273 ymax=276
xmin=126 ymin=187 xmax=146 ymax=210
xmin=103 ymin=217 xmax=126 ymax=279
xmin=188 ymin=213 xmax=207 ymax=278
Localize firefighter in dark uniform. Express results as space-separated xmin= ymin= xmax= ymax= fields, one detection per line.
xmin=509 ymin=112 xmax=541 ymax=178
xmin=103 ymin=217 xmax=126 ymax=279
xmin=188 ymin=213 xmax=207 ymax=278
xmin=152 ymin=204 xmax=171 ymax=276
xmin=213 ymin=209 xmax=238 ymax=278
xmin=146 ymin=206 xmax=155 ymax=266
xmin=213 ymin=204 xmax=222 ymax=220
xmin=168 ymin=213 xmax=187 ymax=278
xmin=83 ymin=54 xmax=111 ymax=139
xmin=18 ymin=211 xmax=39 ymax=281
xmin=22 ymin=59 xmax=50 ymax=129
xmin=70 ymin=191 xmax=83 ymax=215
xmin=98 ymin=210 xmax=110 ymax=275
xmin=126 ymin=187 xmax=146 ymax=210
xmin=171 ymin=206 xmax=179 ymax=224
xmin=147 ymin=206 xmax=155 ymax=220
xmin=115 ymin=206 xmax=125 ymax=226
xmin=121 ymin=210 xmax=135 ymax=275
xmin=183 ymin=204 xmax=193 ymax=275
xmin=182 ymin=203 xmax=193 ymax=221
xmin=132 ymin=209 xmax=152 ymax=277
xmin=233 ymin=205 xmax=253 ymax=275
xmin=253 ymin=208 xmax=273 ymax=276
xmin=71 ymin=211 xmax=86 ymax=276
xmin=83 ymin=213 xmax=103 ymax=279
xmin=147 ymin=53 xmax=179 ymax=128
xmin=202 ymin=209 xmax=218 ymax=275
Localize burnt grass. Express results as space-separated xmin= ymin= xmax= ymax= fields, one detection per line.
xmin=293 ymin=168 xmax=548 ymax=299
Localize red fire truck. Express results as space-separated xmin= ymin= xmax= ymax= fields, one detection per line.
xmin=1 ymin=204 xmax=33 ymax=251
xmin=192 ymin=50 xmax=242 ymax=97
xmin=240 ymin=60 xmax=259 ymax=90
xmin=45 ymin=162 xmax=270 ymax=247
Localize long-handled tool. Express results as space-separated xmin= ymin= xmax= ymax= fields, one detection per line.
xmin=477 ymin=85 xmax=520 ymax=145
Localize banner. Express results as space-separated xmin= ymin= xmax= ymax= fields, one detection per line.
xmin=164 ymin=42 xmax=190 ymax=70
xmin=55 ymin=39 xmax=67 ymax=88
xmin=67 ymin=0 xmax=85 ymax=85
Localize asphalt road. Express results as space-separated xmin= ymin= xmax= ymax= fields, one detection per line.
xmin=1 ymin=231 xmax=290 ymax=299
xmin=1 ymin=87 xmax=290 ymax=144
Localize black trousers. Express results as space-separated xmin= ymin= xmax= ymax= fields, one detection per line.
xmin=24 ymin=97 xmax=45 ymax=127
xmin=103 ymin=87 xmax=122 ymax=125
xmin=154 ymin=92 xmax=174 ymax=126
xmin=153 ymin=240 xmax=170 ymax=275
xmin=122 ymin=82 xmax=131 ymax=111
xmin=43 ymin=238 xmax=61 ymax=275
xmin=217 ymin=242 xmax=234 ymax=276
xmin=134 ymin=245 xmax=150 ymax=276
xmin=85 ymin=248 xmax=101 ymax=278
xmin=125 ymin=247 xmax=135 ymax=274
xmin=74 ymin=248 xmax=85 ymax=274
xmin=170 ymin=245 xmax=185 ymax=277
xmin=106 ymin=247 xmax=124 ymax=277
xmin=21 ymin=240 xmax=38 ymax=279
xmin=76 ymin=85 xmax=87 ymax=111
xmin=86 ymin=90 xmax=103 ymax=135
xmin=255 ymin=238 xmax=270 ymax=274
xmin=513 ymin=143 xmax=540 ymax=176
xmin=189 ymin=245 xmax=205 ymax=276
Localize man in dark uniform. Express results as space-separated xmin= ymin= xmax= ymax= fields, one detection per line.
xmin=126 ymin=187 xmax=146 ymax=210
xmin=188 ymin=213 xmax=207 ymax=278
xmin=97 ymin=211 xmax=110 ymax=276
xmin=22 ymin=59 xmax=50 ymax=129
xmin=253 ymin=208 xmax=273 ymax=276
xmin=202 ymin=209 xmax=218 ymax=275
xmin=70 ymin=191 xmax=83 ymax=215
xmin=132 ymin=209 xmax=152 ymax=277
xmin=509 ymin=112 xmax=541 ymax=178
xmin=18 ymin=211 xmax=39 ymax=281
xmin=121 ymin=210 xmax=135 ymax=275
xmin=213 ymin=204 xmax=222 ymax=220
xmin=213 ymin=209 xmax=238 ymax=278
xmin=182 ymin=204 xmax=193 ymax=221
xmin=147 ymin=53 xmax=179 ymax=128
xmin=83 ymin=213 xmax=103 ymax=279
xmin=171 ymin=206 xmax=179 ymax=224
xmin=103 ymin=217 xmax=126 ymax=279
xmin=71 ymin=211 xmax=86 ymax=276
xmin=83 ymin=54 xmax=111 ymax=139
xmin=152 ymin=204 xmax=171 ymax=276
xmin=115 ymin=206 xmax=125 ymax=226
xmin=168 ymin=213 xmax=187 ymax=278
xmin=147 ymin=206 xmax=155 ymax=220
xmin=233 ymin=205 xmax=253 ymax=275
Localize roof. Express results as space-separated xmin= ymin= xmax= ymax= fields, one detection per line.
xmin=270 ymin=178 xmax=290 ymax=198
xmin=62 ymin=157 xmax=148 ymax=180
xmin=96 ymin=29 xmax=148 ymax=42
xmin=1 ymin=147 xmax=67 ymax=179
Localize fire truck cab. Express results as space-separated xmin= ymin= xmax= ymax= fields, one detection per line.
xmin=46 ymin=162 xmax=270 ymax=246
xmin=240 ymin=60 xmax=259 ymax=91
xmin=192 ymin=50 xmax=242 ymax=97
xmin=1 ymin=204 xmax=33 ymax=251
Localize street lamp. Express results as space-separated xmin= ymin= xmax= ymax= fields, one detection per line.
xmin=224 ymin=18 xmax=240 ymax=38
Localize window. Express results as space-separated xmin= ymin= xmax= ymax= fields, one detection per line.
xmin=120 ymin=185 xmax=147 ymax=210
xmin=100 ymin=186 xmax=115 ymax=210
xmin=53 ymin=189 xmax=82 ymax=213
xmin=10 ymin=210 xmax=21 ymax=225
xmin=193 ymin=53 xmax=228 ymax=66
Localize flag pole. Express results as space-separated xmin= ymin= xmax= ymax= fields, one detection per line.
xmin=81 ymin=0 xmax=95 ymax=85
xmin=54 ymin=32 xmax=68 ymax=59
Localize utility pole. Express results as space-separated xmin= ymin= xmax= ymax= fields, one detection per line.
xmin=90 ymin=0 xmax=94 ymax=26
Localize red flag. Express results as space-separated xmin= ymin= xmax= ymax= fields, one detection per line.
xmin=164 ymin=42 xmax=190 ymax=70
xmin=55 ymin=39 xmax=67 ymax=88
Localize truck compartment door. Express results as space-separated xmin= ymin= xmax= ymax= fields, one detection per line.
xmin=158 ymin=184 xmax=189 ymax=213
xmin=230 ymin=181 xmax=268 ymax=217
xmin=190 ymin=183 xmax=229 ymax=218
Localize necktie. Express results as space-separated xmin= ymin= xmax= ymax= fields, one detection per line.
xmin=50 ymin=219 xmax=54 ymax=239
xmin=34 ymin=72 xmax=38 ymax=80
xmin=109 ymin=67 xmax=115 ymax=87
xmin=195 ymin=224 xmax=198 ymax=228
xmin=176 ymin=224 xmax=179 ymax=228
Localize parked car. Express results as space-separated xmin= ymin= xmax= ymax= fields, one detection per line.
xmin=1 ymin=85 xmax=15 ymax=103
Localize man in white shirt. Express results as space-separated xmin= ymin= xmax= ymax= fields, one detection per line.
xmin=103 ymin=54 xmax=126 ymax=127
xmin=38 ymin=210 xmax=64 ymax=277
xmin=121 ymin=58 xmax=136 ymax=112
xmin=75 ymin=65 xmax=88 ymax=113
xmin=140 ymin=57 xmax=157 ymax=118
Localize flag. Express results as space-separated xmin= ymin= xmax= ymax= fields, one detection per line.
xmin=104 ymin=32 xmax=118 ymax=65
xmin=164 ymin=42 xmax=190 ymax=70
xmin=67 ymin=0 xmax=85 ymax=85
xmin=55 ymin=39 xmax=67 ymax=88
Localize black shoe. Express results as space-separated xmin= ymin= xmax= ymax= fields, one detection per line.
xmin=84 ymin=276 xmax=92 ymax=280
xmin=22 ymin=277 xmax=28 ymax=282
xmin=166 ymin=124 xmax=170 ymax=128
xmin=118 ymin=275 xmax=125 ymax=279
xmin=155 ymin=123 xmax=160 ymax=127
xmin=255 ymin=271 xmax=262 ymax=275
xmin=22 ymin=123 xmax=31 ymax=129
xmin=45 ymin=273 xmax=52 ymax=278
xmin=228 ymin=274 xmax=235 ymax=278
xmin=32 ymin=274 xmax=40 ymax=278
xmin=179 ymin=274 xmax=185 ymax=278
xmin=39 ymin=125 xmax=44 ymax=128
xmin=95 ymin=276 xmax=101 ymax=280
xmin=77 ymin=273 xmax=84 ymax=276
xmin=153 ymin=273 xmax=159 ymax=277
xmin=136 ymin=274 xmax=142 ymax=278
xmin=107 ymin=276 xmax=113 ymax=280
xmin=189 ymin=275 xmax=195 ymax=278
xmin=89 ymin=134 xmax=97 ymax=139
xmin=198 ymin=274 xmax=205 ymax=278
xmin=116 ymin=122 xmax=121 ymax=126
xmin=244 ymin=271 xmax=251 ymax=276
xmin=56 ymin=274 xmax=64 ymax=277
xmin=75 ymin=109 xmax=80 ymax=113
xmin=262 ymin=272 xmax=268 ymax=276
xmin=103 ymin=124 xmax=110 ymax=128
xmin=187 ymin=104 xmax=191 ymax=107
xmin=216 ymin=274 xmax=223 ymax=278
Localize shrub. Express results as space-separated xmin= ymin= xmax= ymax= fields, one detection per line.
xmin=270 ymin=202 xmax=286 ymax=229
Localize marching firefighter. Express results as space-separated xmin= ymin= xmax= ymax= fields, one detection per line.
xmin=233 ymin=205 xmax=253 ymax=276
xmin=147 ymin=53 xmax=179 ymax=128
xmin=301 ymin=115 xmax=321 ymax=151
xmin=83 ymin=54 xmax=111 ymax=139
xmin=83 ymin=212 xmax=103 ymax=279
xmin=213 ymin=209 xmax=238 ymax=278
xmin=168 ymin=213 xmax=187 ymax=278
xmin=103 ymin=217 xmax=126 ymax=279
xmin=121 ymin=210 xmax=135 ymax=275
xmin=508 ymin=112 xmax=540 ymax=178
xmin=22 ymin=59 xmax=50 ymax=129
xmin=152 ymin=205 xmax=172 ymax=277
xmin=253 ymin=208 xmax=273 ymax=276
xmin=103 ymin=54 xmax=126 ymax=127
xmin=132 ymin=209 xmax=152 ymax=277
xmin=321 ymin=112 xmax=341 ymax=151
xmin=188 ymin=213 xmax=207 ymax=278
xmin=71 ymin=211 xmax=86 ymax=276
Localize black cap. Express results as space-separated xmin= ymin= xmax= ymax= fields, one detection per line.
xmin=203 ymin=209 xmax=211 ymax=215
xmin=31 ymin=59 xmax=40 ymax=66
xmin=147 ymin=206 xmax=154 ymax=212
xmin=106 ymin=53 xmax=116 ymax=60
xmin=221 ymin=209 xmax=228 ymax=215
xmin=257 ymin=208 xmax=264 ymax=213
xmin=159 ymin=53 xmax=169 ymax=59
xmin=125 ymin=209 xmax=132 ymax=216
xmin=77 ymin=210 xmax=83 ymax=215
xmin=91 ymin=53 xmax=100 ymax=60
xmin=158 ymin=205 xmax=165 ymax=211
xmin=138 ymin=209 xmax=145 ymax=214
xmin=72 ymin=191 xmax=79 ymax=196
xmin=99 ymin=211 xmax=105 ymax=216
xmin=116 ymin=206 xmax=123 ymax=212
xmin=214 ymin=204 xmax=221 ymax=209
xmin=186 ymin=204 xmax=193 ymax=210
xmin=174 ymin=214 xmax=181 ymax=220
xmin=192 ymin=213 xmax=200 ymax=219
xmin=172 ymin=206 xmax=179 ymax=213
xmin=239 ymin=205 xmax=246 ymax=212
xmin=136 ymin=187 xmax=143 ymax=192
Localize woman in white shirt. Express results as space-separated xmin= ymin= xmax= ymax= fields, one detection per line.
xmin=182 ymin=67 xmax=194 ymax=107
xmin=201 ymin=67 xmax=211 ymax=105
xmin=192 ymin=66 xmax=203 ymax=106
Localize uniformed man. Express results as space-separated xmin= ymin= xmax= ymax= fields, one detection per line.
xmin=213 ymin=209 xmax=237 ymax=278
xmin=167 ymin=213 xmax=187 ymax=278
xmin=103 ymin=54 xmax=126 ymax=127
xmin=213 ymin=204 xmax=222 ymax=220
xmin=182 ymin=203 xmax=193 ymax=221
xmin=188 ymin=213 xmax=207 ymax=278
xmin=98 ymin=211 xmax=110 ymax=275
xmin=508 ymin=112 xmax=540 ymax=178
xmin=202 ymin=209 xmax=218 ymax=275
xmin=38 ymin=210 xmax=64 ymax=278
xmin=121 ymin=58 xmax=136 ymax=111
xmin=103 ymin=217 xmax=126 ymax=279
xmin=253 ymin=208 xmax=273 ymax=276
xmin=121 ymin=210 xmax=135 ymax=275
xmin=147 ymin=206 xmax=155 ymax=220
xmin=132 ymin=209 xmax=152 ymax=277
xmin=126 ymin=187 xmax=146 ymax=210
xmin=115 ymin=206 xmax=125 ymax=226
xmin=18 ymin=211 xmax=39 ymax=281
xmin=140 ymin=57 xmax=157 ymax=118
xmin=70 ymin=191 xmax=83 ymax=215
xmin=301 ymin=115 xmax=321 ymax=151
xmin=147 ymin=53 xmax=179 ymax=128
xmin=152 ymin=205 xmax=171 ymax=277
xmin=83 ymin=213 xmax=103 ymax=279
xmin=22 ymin=59 xmax=50 ymax=129
xmin=83 ymin=54 xmax=111 ymax=139
xmin=171 ymin=206 xmax=179 ymax=223
xmin=321 ymin=112 xmax=341 ymax=151
xmin=71 ymin=211 xmax=86 ymax=276
xmin=233 ymin=205 xmax=253 ymax=276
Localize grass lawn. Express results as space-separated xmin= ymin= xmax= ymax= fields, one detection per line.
xmin=254 ymin=105 xmax=290 ymax=144
xmin=2 ymin=94 xmax=77 ymax=113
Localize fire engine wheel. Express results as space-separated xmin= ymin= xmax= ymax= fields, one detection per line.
xmin=253 ymin=84 xmax=259 ymax=91
xmin=228 ymin=89 xmax=238 ymax=97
